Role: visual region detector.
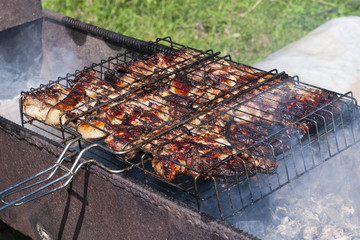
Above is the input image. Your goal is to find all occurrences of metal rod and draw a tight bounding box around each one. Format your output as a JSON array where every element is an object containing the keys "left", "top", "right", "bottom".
[{"left": 42, "top": 9, "right": 173, "bottom": 54}]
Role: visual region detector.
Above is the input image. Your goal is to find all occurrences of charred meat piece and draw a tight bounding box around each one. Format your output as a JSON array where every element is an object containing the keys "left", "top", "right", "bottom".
[
  {"left": 24, "top": 70, "right": 116, "bottom": 127},
  {"left": 23, "top": 83, "right": 70, "bottom": 122},
  {"left": 45, "top": 70, "right": 117, "bottom": 126}
]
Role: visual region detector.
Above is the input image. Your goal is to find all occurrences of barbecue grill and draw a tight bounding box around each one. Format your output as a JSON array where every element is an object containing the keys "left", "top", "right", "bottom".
[{"left": 1, "top": 1, "right": 360, "bottom": 239}]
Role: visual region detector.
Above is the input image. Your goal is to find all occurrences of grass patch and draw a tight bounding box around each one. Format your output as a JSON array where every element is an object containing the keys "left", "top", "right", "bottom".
[{"left": 42, "top": 0, "right": 360, "bottom": 64}]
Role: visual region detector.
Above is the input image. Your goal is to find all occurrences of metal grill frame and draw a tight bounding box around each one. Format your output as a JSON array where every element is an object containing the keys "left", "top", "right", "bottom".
[{"left": 16, "top": 37, "right": 360, "bottom": 220}]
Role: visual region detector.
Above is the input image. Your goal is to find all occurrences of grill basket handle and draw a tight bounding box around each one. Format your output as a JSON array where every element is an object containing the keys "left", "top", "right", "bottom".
[{"left": 0, "top": 139, "right": 97, "bottom": 211}]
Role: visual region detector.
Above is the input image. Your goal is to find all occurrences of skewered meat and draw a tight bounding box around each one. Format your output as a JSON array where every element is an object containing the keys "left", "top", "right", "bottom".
[{"left": 22, "top": 48, "right": 339, "bottom": 181}]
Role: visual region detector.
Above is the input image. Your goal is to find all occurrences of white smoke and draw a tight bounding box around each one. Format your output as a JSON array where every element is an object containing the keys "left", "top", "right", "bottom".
[
  {"left": 0, "top": 19, "right": 81, "bottom": 124},
  {"left": 227, "top": 121, "right": 360, "bottom": 239}
]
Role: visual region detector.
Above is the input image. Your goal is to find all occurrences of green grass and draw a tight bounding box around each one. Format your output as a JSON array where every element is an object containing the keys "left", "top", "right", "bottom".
[{"left": 43, "top": 0, "right": 360, "bottom": 64}]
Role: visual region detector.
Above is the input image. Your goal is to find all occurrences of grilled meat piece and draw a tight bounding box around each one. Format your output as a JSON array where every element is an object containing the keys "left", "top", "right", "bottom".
[
  {"left": 23, "top": 83, "right": 70, "bottom": 122},
  {"left": 45, "top": 70, "right": 116, "bottom": 126},
  {"left": 24, "top": 70, "right": 116, "bottom": 127}
]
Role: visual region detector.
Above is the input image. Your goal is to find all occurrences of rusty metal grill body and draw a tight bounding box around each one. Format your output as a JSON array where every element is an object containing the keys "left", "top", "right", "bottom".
[{"left": 13, "top": 37, "right": 360, "bottom": 222}]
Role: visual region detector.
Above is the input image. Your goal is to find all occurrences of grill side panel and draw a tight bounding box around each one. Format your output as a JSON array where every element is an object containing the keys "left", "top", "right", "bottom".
[{"left": 0, "top": 0, "right": 42, "bottom": 31}]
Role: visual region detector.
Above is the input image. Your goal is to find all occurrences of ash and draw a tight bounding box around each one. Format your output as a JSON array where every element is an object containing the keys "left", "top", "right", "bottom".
[{"left": 230, "top": 144, "right": 360, "bottom": 240}]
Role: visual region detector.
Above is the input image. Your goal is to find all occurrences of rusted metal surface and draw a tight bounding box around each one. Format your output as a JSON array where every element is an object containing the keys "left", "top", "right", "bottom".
[
  {"left": 0, "top": 116, "right": 256, "bottom": 240},
  {"left": 0, "top": 0, "right": 42, "bottom": 32},
  {"left": 40, "top": 15, "right": 126, "bottom": 80}
]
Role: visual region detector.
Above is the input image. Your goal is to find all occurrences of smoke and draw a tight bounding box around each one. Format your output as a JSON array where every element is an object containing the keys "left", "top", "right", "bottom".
[
  {"left": 0, "top": 19, "right": 81, "bottom": 124},
  {"left": 226, "top": 120, "right": 360, "bottom": 239}
]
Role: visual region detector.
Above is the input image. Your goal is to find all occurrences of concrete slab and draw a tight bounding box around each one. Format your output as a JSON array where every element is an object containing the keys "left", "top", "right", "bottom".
[{"left": 254, "top": 17, "right": 360, "bottom": 100}]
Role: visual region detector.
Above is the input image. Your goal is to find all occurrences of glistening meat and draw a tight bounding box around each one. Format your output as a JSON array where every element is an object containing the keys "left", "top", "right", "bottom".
[{"left": 23, "top": 48, "right": 339, "bottom": 181}]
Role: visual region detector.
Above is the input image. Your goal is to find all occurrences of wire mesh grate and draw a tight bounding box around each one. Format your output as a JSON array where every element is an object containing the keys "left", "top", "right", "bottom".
[{"left": 18, "top": 37, "right": 360, "bottom": 219}]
